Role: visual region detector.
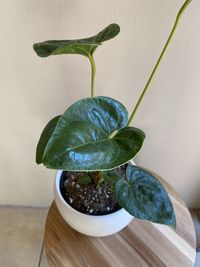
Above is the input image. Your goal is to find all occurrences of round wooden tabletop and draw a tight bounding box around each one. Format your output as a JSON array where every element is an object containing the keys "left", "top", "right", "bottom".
[{"left": 44, "top": 176, "right": 196, "bottom": 267}]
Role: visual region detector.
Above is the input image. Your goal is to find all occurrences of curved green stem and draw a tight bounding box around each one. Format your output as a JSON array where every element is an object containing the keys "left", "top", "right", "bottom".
[
  {"left": 89, "top": 54, "right": 96, "bottom": 97},
  {"left": 128, "top": 0, "right": 192, "bottom": 125}
]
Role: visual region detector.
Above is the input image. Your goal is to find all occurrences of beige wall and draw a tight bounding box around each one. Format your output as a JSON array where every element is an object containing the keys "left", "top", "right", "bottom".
[{"left": 0, "top": 0, "right": 200, "bottom": 207}]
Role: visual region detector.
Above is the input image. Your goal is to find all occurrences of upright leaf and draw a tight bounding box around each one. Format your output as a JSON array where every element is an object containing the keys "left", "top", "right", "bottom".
[
  {"left": 41, "top": 96, "right": 145, "bottom": 171},
  {"left": 115, "top": 165, "right": 176, "bottom": 226},
  {"left": 33, "top": 24, "right": 120, "bottom": 58},
  {"left": 54, "top": 96, "right": 128, "bottom": 135},
  {"left": 102, "top": 171, "right": 121, "bottom": 187},
  {"left": 77, "top": 174, "right": 92, "bottom": 185}
]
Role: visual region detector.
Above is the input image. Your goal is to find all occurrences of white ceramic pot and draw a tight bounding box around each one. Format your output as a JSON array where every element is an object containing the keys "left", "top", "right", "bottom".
[{"left": 54, "top": 162, "right": 134, "bottom": 237}]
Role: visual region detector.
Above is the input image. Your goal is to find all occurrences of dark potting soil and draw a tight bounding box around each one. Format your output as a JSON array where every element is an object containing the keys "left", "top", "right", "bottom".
[{"left": 60, "top": 164, "right": 127, "bottom": 216}]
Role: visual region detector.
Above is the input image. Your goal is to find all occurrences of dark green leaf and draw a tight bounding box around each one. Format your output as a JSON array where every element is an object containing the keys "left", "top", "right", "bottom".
[
  {"left": 33, "top": 23, "right": 120, "bottom": 57},
  {"left": 53, "top": 96, "right": 128, "bottom": 135},
  {"left": 36, "top": 116, "right": 61, "bottom": 164},
  {"left": 115, "top": 165, "right": 176, "bottom": 226},
  {"left": 41, "top": 96, "right": 145, "bottom": 171},
  {"left": 77, "top": 174, "right": 91, "bottom": 185},
  {"left": 102, "top": 171, "right": 121, "bottom": 187}
]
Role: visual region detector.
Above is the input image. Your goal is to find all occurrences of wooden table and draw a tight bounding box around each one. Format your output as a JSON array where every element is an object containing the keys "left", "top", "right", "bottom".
[{"left": 44, "top": 176, "right": 196, "bottom": 267}]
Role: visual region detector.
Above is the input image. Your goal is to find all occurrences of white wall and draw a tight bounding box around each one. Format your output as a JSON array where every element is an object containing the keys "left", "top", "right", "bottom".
[{"left": 0, "top": 0, "right": 200, "bottom": 207}]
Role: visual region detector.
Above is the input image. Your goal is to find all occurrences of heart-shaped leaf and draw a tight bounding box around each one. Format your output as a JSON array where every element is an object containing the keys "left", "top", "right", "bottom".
[
  {"left": 33, "top": 24, "right": 120, "bottom": 58},
  {"left": 39, "top": 96, "right": 145, "bottom": 171},
  {"left": 115, "top": 165, "right": 176, "bottom": 226},
  {"left": 36, "top": 115, "right": 61, "bottom": 164},
  {"left": 53, "top": 96, "right": 128, "bottom": 135}
]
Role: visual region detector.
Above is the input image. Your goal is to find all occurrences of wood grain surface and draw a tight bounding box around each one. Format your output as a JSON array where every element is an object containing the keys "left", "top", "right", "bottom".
[
  {"left": 44, "top": 174, "right": 196, "bottom": 267},
  {"left": 190, "top": 209, "right": 200, "bottom": 249}
]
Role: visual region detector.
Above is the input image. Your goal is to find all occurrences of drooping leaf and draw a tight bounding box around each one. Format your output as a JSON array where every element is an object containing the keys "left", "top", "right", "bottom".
[
  {"left": 41, "top": 96, "right": 145, "bottom": 171},
  {"left": 115, "top": 165, "right": 176, "bottom": 226},
  {"left": 77, "top": 174, "right": 91, "bottom": 185},
  {"left": 36, "top": 115, "right": 61, "bottom": 164},
  {"left": 33, "top": 23, "right": 120, "bottom": 58}
]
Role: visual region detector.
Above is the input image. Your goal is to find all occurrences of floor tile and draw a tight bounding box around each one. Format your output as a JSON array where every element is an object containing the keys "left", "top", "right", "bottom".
[
  {"left": 0, "top": 206, "right": 48, "bottom": 267},
  {"left": 39, "top": 246, "right": 49, "bottom": 267}
]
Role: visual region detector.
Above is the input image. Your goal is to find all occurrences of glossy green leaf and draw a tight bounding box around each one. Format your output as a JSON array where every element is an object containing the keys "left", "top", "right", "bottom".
[
  {"left": 41, "top": 96, "right": 145, "bottom": 171},
  {"left": 52, "top": 96, "right": 128, "bottom": 135},
  {"left": 77, "top": 174, "right": 91, "bottom": 185},
  {"left": 115, "top": 165, "right": 176, "bottom": 226},
  {"left": 33, "top": 23, "right": 120, "bottom": 58},
  {"left": 36, "top": 115, "right": 61, "bottom": 164}
]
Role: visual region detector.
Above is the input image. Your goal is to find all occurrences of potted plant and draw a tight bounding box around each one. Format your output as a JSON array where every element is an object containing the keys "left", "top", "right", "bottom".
[{"left": 33, "top": 0, "right": 192, "bottom": 236}]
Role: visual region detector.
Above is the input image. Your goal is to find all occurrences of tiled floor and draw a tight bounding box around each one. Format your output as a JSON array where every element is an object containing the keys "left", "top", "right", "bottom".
[
  {"left": 39, "top": 243, "right": 49, "bottom": 267},
  {"left": 0, "top": 206, "right": 199, "bottom": 267},
  {"left": 0, "top": 206, "right": 48, "bottom": 267}
]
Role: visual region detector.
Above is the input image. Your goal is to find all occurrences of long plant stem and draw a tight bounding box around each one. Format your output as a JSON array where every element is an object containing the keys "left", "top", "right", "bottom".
[
  {"left": 89, "top": 54, "right": 96, "bottom": 97},
  {"left": 128, "top": 0, "right": 192, "bottom": 126}
]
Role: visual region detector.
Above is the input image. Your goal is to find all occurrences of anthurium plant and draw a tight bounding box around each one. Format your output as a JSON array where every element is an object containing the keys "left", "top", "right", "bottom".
[{"left": 33, "top": 0, "right": 192, "bottom": 226}]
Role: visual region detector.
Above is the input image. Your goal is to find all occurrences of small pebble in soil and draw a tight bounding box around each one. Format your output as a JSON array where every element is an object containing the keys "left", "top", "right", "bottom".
[
  {"left": 89, "top": 209, "right": 93, "bottom": 214},
  {"left": 69, "top": 197, "right": 73, "bottom": 204},
  {"left": 60, "top": 164, "right": 127, "bottom": 215},
  {"left": 98, "top": 188, "right": 102, "bottom": 194}
]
